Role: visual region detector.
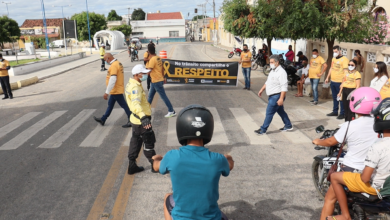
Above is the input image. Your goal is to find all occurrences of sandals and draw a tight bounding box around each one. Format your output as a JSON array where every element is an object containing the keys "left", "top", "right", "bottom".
[{"left": 326, "top": 216, "right": 337, "bottom": 220}]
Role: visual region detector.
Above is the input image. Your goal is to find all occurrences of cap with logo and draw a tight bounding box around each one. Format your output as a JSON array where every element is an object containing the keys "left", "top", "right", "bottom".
[{"left": 132, "top": 64, "right": 151, "bottom": 75}]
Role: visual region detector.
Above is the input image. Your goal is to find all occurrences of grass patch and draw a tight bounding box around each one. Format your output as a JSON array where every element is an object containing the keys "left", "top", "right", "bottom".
[{"left": 9, "top": 58, "right": 40, "bottom": 66}]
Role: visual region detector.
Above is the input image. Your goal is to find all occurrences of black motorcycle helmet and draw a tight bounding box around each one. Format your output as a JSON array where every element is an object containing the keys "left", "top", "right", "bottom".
[
  {"left": 372, "top": 98, "right": 390, "bottom": 133},
  {"left": 176, "top": 104, "right": 214, "bottom": 146}
]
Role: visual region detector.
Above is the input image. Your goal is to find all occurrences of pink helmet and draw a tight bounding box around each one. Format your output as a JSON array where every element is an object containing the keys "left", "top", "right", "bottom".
[{"left": 348, "top": 87, "right": 382, "bottom": 114}]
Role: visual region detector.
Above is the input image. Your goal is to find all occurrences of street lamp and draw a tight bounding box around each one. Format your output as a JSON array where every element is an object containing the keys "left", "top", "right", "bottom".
[
  {"left": 52, "top": 5, "right": 71, "bottom": 19},
  {"left": 2, "top": 2, "right": 11, "bottom": 17},
  {"left": 40, "top": 0, "right": 51, "bottom": 59}
]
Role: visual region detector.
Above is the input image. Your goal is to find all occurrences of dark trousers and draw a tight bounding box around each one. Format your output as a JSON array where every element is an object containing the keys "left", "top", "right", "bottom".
[
  {"left": 342, "top": 87, "right": 355, "bottom": 122},
  {"left": 147, "top": 75, "right": 151, "bottom": 90},
  {"left": 101, "top": 94, "right": 131, "bottom": 122},
  {"left": 101, "top": 58, "right": 105, "bottom": 69},
  {"left": 330, "top": 81, "right": 344, "bottom": 115},
  {"left": 128, "top": 123, "right": 156, "bottom": 162},
  {"left": 0, "top": 76, "right": 13, "bottom": 98}
]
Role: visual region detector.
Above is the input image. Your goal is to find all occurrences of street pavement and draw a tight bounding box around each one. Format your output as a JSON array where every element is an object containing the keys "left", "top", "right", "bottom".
[{"left": 0, "top": 42, "right": 341, "bottom": 220}]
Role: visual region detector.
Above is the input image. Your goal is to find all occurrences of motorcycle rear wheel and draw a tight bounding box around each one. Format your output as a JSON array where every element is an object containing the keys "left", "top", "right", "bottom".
[
  {"left": 235, "top": 52, "right": 241, "bottom": 57},
  {"left": 251, "top": 61, "right": 258, "bottom": 70},
  {"left": 263, "top": 64, "right": 270, "bottom": 76},
  {"left": 312, "top": 159, "right": 329, "bottom": 199},
  {"left": 228, "top": 53, "right": 233, "bottom": 58}
]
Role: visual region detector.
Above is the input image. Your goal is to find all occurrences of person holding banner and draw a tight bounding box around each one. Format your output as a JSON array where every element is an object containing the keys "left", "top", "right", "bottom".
[
  {"left": 239, "top": 44, "right": 252, "bottom": 90},
  {"left": 146, "top": 44, "right": 177, "bottom": 118},
  {"left": 255, "top": 55, "right": 293, "bottom": 135}
]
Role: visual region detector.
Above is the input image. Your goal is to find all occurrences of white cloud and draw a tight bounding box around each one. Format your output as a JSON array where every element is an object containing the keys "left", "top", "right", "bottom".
[{"left": 1, "top": 0, "right": 224, "bottom": 26}]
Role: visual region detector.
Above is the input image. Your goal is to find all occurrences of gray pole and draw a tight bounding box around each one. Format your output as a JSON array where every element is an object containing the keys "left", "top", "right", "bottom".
[
  {"left": 63, "top": 19, "right": 67, "bottom": 55},
  {"left": 127, "top": 8, "right": 130, "bottom": 25}
]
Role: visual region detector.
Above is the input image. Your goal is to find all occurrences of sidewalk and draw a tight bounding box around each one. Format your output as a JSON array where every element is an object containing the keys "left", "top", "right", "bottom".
[{"left": 8, "top": 50, "right": 126, "bottom": 84}]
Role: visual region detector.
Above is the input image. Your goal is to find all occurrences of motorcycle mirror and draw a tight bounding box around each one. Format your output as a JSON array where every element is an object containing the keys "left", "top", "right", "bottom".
[{"left": 315, "top": 125, "right": 325, "bottom": 133}]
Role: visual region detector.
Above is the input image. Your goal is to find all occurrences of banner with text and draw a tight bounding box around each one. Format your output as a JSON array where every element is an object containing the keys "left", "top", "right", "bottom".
[{"left": 162, "top": 59, "right": 238, "bottom": 86}]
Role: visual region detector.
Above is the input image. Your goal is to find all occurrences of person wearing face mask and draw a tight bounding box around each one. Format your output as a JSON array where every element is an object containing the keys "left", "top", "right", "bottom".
[
  {"left": 337, "top": 59, "right": 361, "bottom": 121},
  {"left": 93, "top": 53, "right": 132, "bottom": 128},
  {"left": 295, "top": 59, "right": 310, "bottom": 97},
  {"left": 353, "top": 50, "right": 365, "bottom": 73},
  {"left": 125, "top": 64, "right": 157, "bottom": 174},
  {"left": 308, "top": 49, "right": 327, "bottom": 105},
  {"left": 370, "top": 61, "right": 389, "bottom": 93},
  {"left": 255, "top": 55, "right": 292, "bottom": 135},
  {"left": 239, "top": 44, "right": 252, "bottom": 90},
  {"left": 325, "top": 45, "right": 349, "bottom": 119}
]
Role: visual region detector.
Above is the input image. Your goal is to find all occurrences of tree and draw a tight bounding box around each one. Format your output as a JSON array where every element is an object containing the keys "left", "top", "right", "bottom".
[
  {"left": 0, "top": 16, "right": 20, "bottom": 48},
  {"left": 71, "top": 12, "right": 107, "bottom": 41},
  {"left": 131, "top": 8, "right": 145, "bottom": 21},
  {"left": 111, "top": 24, "right": 132, "bottom": 37},
  {"left": 192, "top": 15, "right": 209, "bottom": 21},
  {"left": 107, "top": 10, "right": 123, "bottom": 21}
]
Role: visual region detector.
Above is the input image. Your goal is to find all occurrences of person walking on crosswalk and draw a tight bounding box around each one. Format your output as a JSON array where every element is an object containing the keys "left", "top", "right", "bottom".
[
  {"left": 125, "top": 64, "right": 157, "bottom": 174},
  {"left": 255, "top": 55, "right": 293, "bottom": 135},
  {"left": 100, "top": 44, "right": 107, "bottom": 72},
  {"left": 93, "top": 53, "right": 132, "bottom": 128},
  {"left": 0, "top": 54, "right": 13, "bottom": 100}
]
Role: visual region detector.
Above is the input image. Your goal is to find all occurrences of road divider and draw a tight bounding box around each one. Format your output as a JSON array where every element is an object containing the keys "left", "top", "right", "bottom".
[{"left": 0, "top": 76, "right": 39, "bottom": 95}]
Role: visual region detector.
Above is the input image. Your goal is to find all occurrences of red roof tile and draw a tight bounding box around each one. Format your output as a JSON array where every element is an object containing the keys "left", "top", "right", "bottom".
[
  {"left": 21, "top": 18, "right": 65, "bottom": 28},
  {"left": 147, "top": 12, "right": 182, "bottom": 20}
]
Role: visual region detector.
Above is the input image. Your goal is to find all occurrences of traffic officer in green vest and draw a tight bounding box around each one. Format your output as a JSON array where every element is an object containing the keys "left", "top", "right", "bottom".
[
  {"left": 125, "top": 64, "right": 157, "bottom": 175},
  {"left": 100, "top": 44, "right": 107, "bottom": 71}
]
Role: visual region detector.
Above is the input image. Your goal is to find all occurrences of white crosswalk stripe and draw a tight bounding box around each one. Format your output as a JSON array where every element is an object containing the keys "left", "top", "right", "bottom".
[
  {"left": 80, "top": 109, "right": 124, "bottom": 147},
  {"left": 0, "top": 111, "right": 67, "bottom": 150},
  {"left": 38, "top": 109, "right": 96, "bottom": 149},
  {"left": 0, "top": 112, "right": 41, "bottom": 139},
  {"left": 207, "top": 107, "right": 229, "bottom": 145},
  {"left": 166, "top": 108, "right": 182, "bottom": 147},
  {"left": 229, "top": 108, "right": 272, "bottom": 145}
]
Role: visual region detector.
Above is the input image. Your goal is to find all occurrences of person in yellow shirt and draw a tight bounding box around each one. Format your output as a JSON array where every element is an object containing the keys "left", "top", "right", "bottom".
[
  {"left": 0, "top": 54, "right": 13, "bottom": 99},
  {"left": 100, "top": 44, "right": 107, "bottom": 72},
  {"left": 239, "top": 44, "right": 252, "bottom": 90},
  {"left": 338, "top": 59, "right": 361, "bottom": 122},
  {"left": 144, "top": 43, "right": 154, "bottom": 90},
  {"left": 308, "top": 49, "right": 327, "bottom": 105},
  {"left": 380, "top": 79, "right": 390, "bottom": 100},
  {"left": 146, "top": 44, "right": 177, "bottom": 118},
  {"left": 325, "top": 45, "right": 349, "bottom": 119},
  {"left": 125, "top": 64, "right": 157, "bottom": 175},
  {"left": 93, "top": 53, "right": 132, "bottom": 128}
]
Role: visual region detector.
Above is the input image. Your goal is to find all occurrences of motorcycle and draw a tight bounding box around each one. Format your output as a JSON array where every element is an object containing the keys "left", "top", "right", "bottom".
[
  {"left": 228, "top": 47, "right": 242, "bottom": 58},
  {"left": 252, "top": 45, "right": 257, "bottom": 59},
  {"left": 251, "top": 49, "right": 271, "bottom": 76},
  {"left": 130, "top": 48, "right": 136, "bottom": 62},
  {"left": 276, "top": 53, "right": 300, "bottom": 87},
  {"left": 312, "top": 125, "right": 344, "bottom": 198}
]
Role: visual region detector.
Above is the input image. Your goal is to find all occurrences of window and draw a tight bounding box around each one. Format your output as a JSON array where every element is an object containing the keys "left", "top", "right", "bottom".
[
  {"left": 169, "top": 31, "right": 179, "bottom": 37},
  {"left": 132, "top": 32, "right": 143, "bottom": 37},
  {"left": 367, "top": 52, "right": 377, "bottom": 63},
  {"left": 341, "top": 48, "right": 347, "bottom": 57},
  {"left": 320, "top": 45, "right": 325, "bottom": 53},
  {"left": 384, "top": 54, "right": 390, "bottom": 65}
]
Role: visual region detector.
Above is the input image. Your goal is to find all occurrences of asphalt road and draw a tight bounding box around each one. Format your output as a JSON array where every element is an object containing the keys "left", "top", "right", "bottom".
[{"left": 0, "top": 42, "right": 338, "bottom": 220}]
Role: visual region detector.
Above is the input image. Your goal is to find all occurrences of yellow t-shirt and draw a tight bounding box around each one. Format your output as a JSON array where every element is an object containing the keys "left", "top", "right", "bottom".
[
  {"left": 330, "top": 56, "right": 349, "bottom": 83},
  {"left": 0, "top": 59, "right": 10, "bottom": 77},
  {"left": 342, "top": 70, "right": 361, "bottom": 88},
  {"left": 380, "top": 79, "right": 390, "bottom": 99},
  {"left": 146, "top": 56, "right": 164, "bottom": 83},
  {"left": 240, "top": 51, "right": 252, "bottom": 68},
  {"left": 143, "top": 51, "right": 150, "bottom": 64},
  {"left": 308, "top": 56, "right": 326, "bottom": 79},
  {"left": 106, "top": 60, "right": 124, "bottom": 94}
]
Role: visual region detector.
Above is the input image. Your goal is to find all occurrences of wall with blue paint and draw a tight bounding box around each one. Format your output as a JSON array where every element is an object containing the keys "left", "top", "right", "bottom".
[{"left": 140, "top": 38, "right": 186, "bottom": 44}]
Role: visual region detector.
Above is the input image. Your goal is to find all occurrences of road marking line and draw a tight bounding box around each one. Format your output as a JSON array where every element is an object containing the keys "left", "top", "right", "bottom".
[
  {"left": 110, "top": 165, "right": 135, "bottom": 220},
  {"left": 0, "top": 112, "right": 42, "bottom": 139},
  {"left": 229, "top": 108, "right": 271, "bottom": 145},
  {"left": 38, "top": 109, "right": 96, "bottom": 149},
  {"left": 0, "top": 111, "right": 66, "bottom": 150},
  {"left": 167, "top": 108, "right": 182, "bottom": 146},
  {"left": 257, "top": 107, "right": 312, "bottom": 144},
  {"left": 167, "top": 45, "right": 176, "bottom": 59},
  {"left": 207, "top": 107, "right": 229, "bottom": 145},
  {"left": 80, "top": 109, "right": 124, "bottom": 147}
]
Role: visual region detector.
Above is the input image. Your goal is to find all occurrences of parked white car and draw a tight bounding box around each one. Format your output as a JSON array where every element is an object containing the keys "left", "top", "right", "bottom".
[{"left": 52, "top": 40, "right": 65, "bottom": 48}]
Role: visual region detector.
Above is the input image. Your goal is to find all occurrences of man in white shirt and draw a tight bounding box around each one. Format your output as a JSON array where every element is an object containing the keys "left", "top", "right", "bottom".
[{"left": 255, "top": 55, "right": 293, "bottom": 135}]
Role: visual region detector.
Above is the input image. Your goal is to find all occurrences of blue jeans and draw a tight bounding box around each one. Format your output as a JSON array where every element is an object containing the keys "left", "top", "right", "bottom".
[
  {"left": 148, "top": 81, "right": 174, "bottom": 112},
  {"left": 260, "top": 94, "right": 292, "bottom": 132},
  {"left": 330, "top": 81, "right": 344, "bottom": 115},
  {"left": 310, "top": 78, "right": 320, "bottom": 102},
  {"left": 102, "top": 94, "right": 132, "bottom": 122},
  {"left": 242, "top": 67, "right": 251, "bottom": 88}
]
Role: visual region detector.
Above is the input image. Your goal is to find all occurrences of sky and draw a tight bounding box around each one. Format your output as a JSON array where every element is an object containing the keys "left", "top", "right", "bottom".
[{"left": 1, "top": 0, "right": 224, "bottom": 26}]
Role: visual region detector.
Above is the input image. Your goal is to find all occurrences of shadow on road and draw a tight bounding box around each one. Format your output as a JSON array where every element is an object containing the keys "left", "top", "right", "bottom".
[{"left": 14, "top": 90, "right": 62, "bottom": 98}]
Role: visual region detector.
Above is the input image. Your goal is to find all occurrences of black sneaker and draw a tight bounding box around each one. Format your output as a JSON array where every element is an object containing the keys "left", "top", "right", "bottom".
[
  {"left": 93, "top": 116, "right": 105, "bottom": 126},
  {"left": 312, "top": 101, "right": 318, "bottom": 105},
  {"left": 279, "top": 127, "right": 293, "bottom": 132},
  {"left": 326, "top": 112, "right": 338, "bottom": 117},
  {"left": 254, "top": 129, "right": 266, "bottom": 135},
  {"left": 309, "top": 100, "right": 315, "bottom": 103},
  {"left": 337, "top": 114, "right": 345, "bottom": 120},
  {"left": 122, "top": 122, "right": 132, "bottom": 128},
  {"left": 2, "top": 96, "right": 9, "bottom": 100}
]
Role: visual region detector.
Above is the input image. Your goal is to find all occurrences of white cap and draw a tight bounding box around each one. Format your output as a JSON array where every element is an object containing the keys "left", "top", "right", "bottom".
[
  {"left": 132, "top": 64, "right": 151, "bottom": 75},
  {"left": 101, "top": 43, "right": 105, "bottom": 46}
]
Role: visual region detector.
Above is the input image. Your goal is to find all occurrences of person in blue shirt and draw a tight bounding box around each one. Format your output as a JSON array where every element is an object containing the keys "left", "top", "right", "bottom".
[{"left": 152, "top": 104, "right": 234, "bottom": 220}]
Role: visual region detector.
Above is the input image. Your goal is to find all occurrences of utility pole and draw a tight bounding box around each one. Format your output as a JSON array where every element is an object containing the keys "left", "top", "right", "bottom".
[
  {"left": 127, "top": 7, "right": 130, "bottom": 25},
  {"left": 213, "top": 0, "right": 216, "bottom": 45},
  {"left": 2, "top": 2, "right": 11, "bottom": 17}
]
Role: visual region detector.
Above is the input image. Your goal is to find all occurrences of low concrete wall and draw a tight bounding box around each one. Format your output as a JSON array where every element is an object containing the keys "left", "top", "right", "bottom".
[
  {"left": 4, "top": 54, "right": 41, "bottom": 61},
  {"left": 8, "top": 52, "right": 86, "bottom": 76},
  {"left": 0, "top": 76, "right": 38, "bottom": 95}
]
